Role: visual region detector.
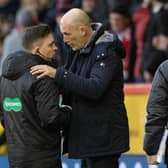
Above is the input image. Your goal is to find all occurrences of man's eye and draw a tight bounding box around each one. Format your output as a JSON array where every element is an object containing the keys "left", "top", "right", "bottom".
[{"left": 49, "top": 42, "right": 55, "bottom": 47}]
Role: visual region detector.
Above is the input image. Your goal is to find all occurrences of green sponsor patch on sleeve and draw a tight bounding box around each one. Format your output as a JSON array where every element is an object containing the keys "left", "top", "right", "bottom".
[{"left": 3, "top": 97, "right": 22, "bottom": 112}]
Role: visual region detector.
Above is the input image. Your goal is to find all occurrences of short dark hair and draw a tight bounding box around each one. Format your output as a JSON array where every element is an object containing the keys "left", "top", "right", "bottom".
[{"left": 22, "top": 24, "right": 52, "bottom": 50}]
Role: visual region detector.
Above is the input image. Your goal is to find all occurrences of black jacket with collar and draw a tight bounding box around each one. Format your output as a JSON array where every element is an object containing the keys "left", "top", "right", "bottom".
[
  {"left": 144, "top": 60, "right": 168, "bottom": 157},
  {"left": 0, "top": 51, "right": 70, "bottom": 167},
  {"left": 55, "top": 23, "right": 129, "bottom": 158}
]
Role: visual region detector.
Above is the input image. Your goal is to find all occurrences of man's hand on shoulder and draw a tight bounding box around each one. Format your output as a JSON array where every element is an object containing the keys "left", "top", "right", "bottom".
[{"left": 30, "top": 65, "right": 56, "bottom": 79}]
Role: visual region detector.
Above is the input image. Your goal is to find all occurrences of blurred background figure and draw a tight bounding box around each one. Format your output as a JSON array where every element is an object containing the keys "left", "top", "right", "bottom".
[
  {"left": 21, "top": 0, "right": 56, "bottom": 30},
  {"left": 107, "top": 0, "right": 130, "bottom": 12},
  {"left": 37, "top": 0, "right": 56, "bottom": 31},
  {"left": 109, "top": 7, "right": 136, "bottom": 82},
  {"left": 0, "top": 8, "right": 38, "bottom": 75},
  {"left": 81, "top": 0, "right": 97, "bottom": 18},
  {"left": 71, "top": 0, "right": 109, "bottom": 27},
  {"left": 153, "top": 34, "right": 168, "bottom": 50},
  {"left": 0, "top": 0, "right": 19, "bottom": 16},
  {"left": 54, "top": 0, "right": 72, "bottom": 66},
  {"left": 141, "top": 0, "right": 168, "bottom": 83},
  {"left": 0, "top": 15, "right": 13, "bottom": 38},
  {"left": 132, "top": 0, "right": 151, "bottom": 82},
  {"left": 81, "top": 0, "right": 108, "bottom": 28}
]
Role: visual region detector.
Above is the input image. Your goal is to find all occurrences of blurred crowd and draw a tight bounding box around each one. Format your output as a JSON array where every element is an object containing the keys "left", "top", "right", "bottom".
[{"left": 1, "top": 0, "right": 168, "bottom": 83}]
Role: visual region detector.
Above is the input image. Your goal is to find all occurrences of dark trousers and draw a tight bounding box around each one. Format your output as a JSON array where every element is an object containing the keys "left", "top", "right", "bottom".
[
  {"left": 81, "top": 155, "right": 120, "bottom": 168},
  {"left": 10, "top": 158, "right": 62, "bottom": 168}
]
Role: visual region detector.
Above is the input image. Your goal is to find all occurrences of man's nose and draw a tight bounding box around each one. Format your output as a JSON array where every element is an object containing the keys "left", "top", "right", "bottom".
[{"left": 53, "top": 44, "right": 58, "bottom": 51}]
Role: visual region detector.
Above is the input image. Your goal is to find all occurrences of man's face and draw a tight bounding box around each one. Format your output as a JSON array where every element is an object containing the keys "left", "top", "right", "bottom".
[
  {"left": 109, "top": 13, "right": 129, "bottom": 33},
  {"left": 60, "top": 22, "right": 85, "bottom": 51},
  {"left": 38, "top": 33, "right": 57, "bottom": 61},
  {"left": 82, "top": 0, "right": 96, "bottom": 13}
]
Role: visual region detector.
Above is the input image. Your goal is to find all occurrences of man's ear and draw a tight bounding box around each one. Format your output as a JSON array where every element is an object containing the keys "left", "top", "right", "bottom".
[
  {"left": 80, "top": 26, "right": 87, "bottom": 36},
  {"left": 32, "top": 46, "right": 40, "bottom": 55}
]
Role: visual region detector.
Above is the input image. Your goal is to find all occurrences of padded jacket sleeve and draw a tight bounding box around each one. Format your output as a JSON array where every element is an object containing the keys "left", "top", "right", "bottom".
[{"left": 144, "top": 61, "right": 168, "bottom": 155}]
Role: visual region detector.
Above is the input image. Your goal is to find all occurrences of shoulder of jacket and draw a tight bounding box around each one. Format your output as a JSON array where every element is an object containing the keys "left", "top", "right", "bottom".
[
  {"left": 155, "top": 60, "right": 168, "bottom": 81},
  {"left": 159, "top": 60, "right": 168, "bottom": 72},
  {"left": 95, "top": 31, "right": 116, "bottom": 45}
]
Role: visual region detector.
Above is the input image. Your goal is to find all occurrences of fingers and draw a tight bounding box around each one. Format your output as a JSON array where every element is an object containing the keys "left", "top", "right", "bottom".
[
  {"left": 30, "top": 65, "right": 56, "bottom": 79},
  {"left": 30, "top": 65, "right": 47, "bottom": 73},
  {"left": 36, "top": 72, "right": 47, "bottom": 79},
  {"left": 147, "top": 155, "right": 157, "bottom": 164},
  {"left": 63, "top": 153, "right": 69, "bottom": 157},
  {"left": 30, "top": 65, "right": 48, "bottom": 79},
  {"left": 30, "top": 69, "right": 45, "bottom": 75}
]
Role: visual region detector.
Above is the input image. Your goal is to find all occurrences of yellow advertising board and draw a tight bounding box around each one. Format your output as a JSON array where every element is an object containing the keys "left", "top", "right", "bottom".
[
  {"left": 0, "top": 123, "right": 7, "bottom": 154},
  {"left": 124, "top": 84, "right": 151, "bottom": 154}
]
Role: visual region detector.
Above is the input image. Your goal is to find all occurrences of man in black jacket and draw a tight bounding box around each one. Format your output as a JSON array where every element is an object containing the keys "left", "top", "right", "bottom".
[
  {"left": 141, "top": 0, "right": 168, "bottom": 82},
  {"left": 0, "top": 24, "right": 71, "bottom": 168},
  {"left": 144, "top": 32, "right": 168, "bottom": 166},
  {"left": 144, "top": 59, "right": 168, "bottom": 166},
  {"left": 31, "top": 9, "right": 129, "bottom": 168}
]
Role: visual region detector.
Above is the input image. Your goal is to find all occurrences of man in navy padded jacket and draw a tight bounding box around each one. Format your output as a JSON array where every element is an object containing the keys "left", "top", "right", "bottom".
[{"left": 31, "top": 9, "right": 129, "bottom": 168}]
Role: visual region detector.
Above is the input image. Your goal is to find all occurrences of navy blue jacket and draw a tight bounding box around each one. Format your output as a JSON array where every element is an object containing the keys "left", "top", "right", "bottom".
[{"left": 55, "top": 23, "right": 129, "bottom": 158}]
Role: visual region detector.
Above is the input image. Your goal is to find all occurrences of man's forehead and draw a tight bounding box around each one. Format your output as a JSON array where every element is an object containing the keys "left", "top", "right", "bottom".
[
  {"left": 41, "top": 33, "right": 54, "bottom": 43},
  {"left": 60, "top": 21, "right": 73, "bottom": 32}
]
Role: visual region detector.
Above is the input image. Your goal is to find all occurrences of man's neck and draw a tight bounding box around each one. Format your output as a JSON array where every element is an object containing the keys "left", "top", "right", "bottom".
[{"left": 84, "top": 30, "right": 94, "bottom": 48}]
